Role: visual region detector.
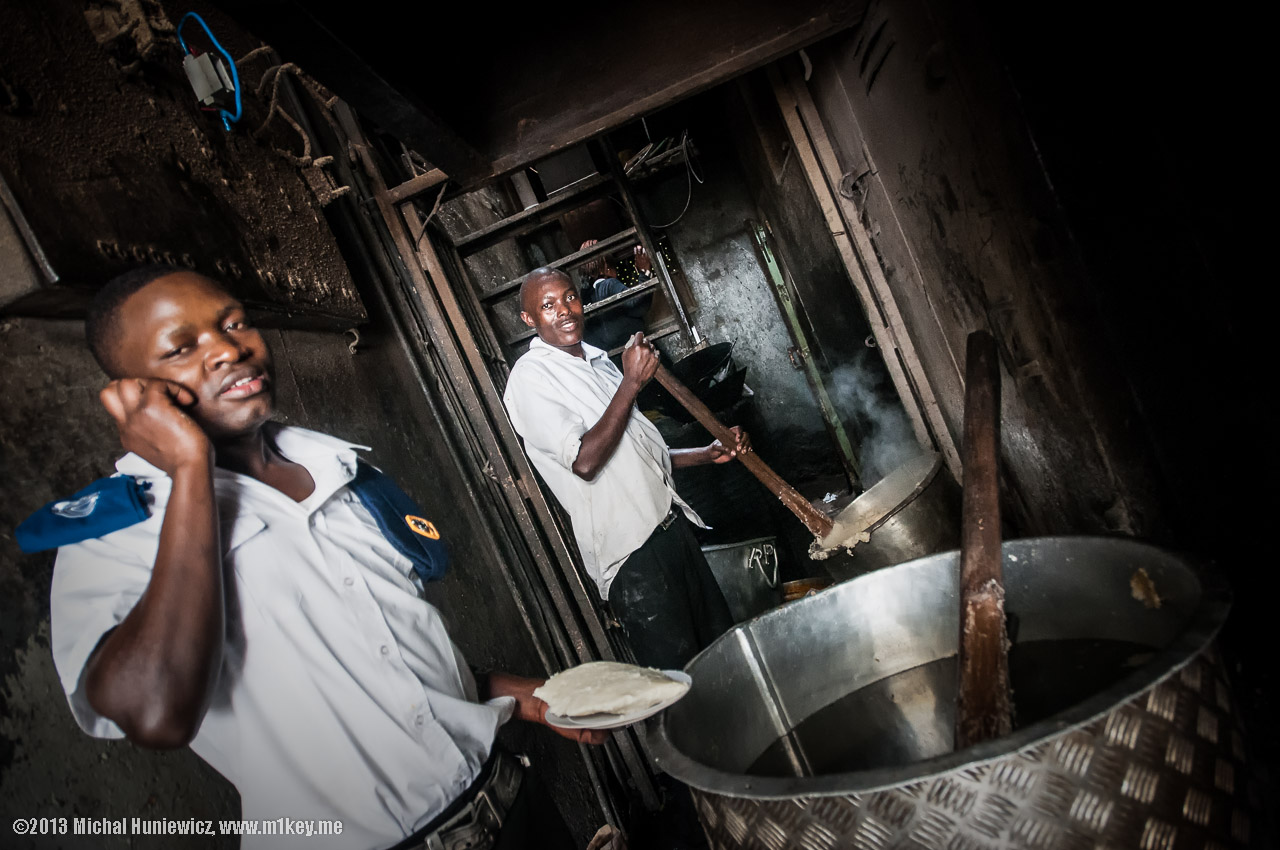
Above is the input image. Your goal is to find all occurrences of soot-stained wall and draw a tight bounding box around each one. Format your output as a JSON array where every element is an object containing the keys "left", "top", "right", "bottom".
[
  {"left": 636, "top": 102, "right": 833, "bottom": 474},
  {"left": 0, "top": 0, "right": 363, "bottom": 324}
]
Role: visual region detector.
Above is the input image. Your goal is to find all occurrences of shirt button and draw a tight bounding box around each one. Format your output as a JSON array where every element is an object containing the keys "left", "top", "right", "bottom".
[
  {"left": 344, "top": 577, "right": 355, "bottom": 587},
  {"left": 414, "top": 715, "right": 425, "bottom": 727},
  {"left": 380, "top": 645, "right": 390, "bottom": 656}
]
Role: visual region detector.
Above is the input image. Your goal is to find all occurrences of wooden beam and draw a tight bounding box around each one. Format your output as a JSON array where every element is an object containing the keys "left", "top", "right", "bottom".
[
  {"left": 772, "top": 63, "right": 961, "bottom": 475},
  {"left": 400, "top": 203, "right": 510, "bottom": 374},
  {"left": 385, "top": 169, "right": 448, "bottom": 206},
  {"left": 454, "top": 173, "right": 613, "bottom": 257},
  {"left": 476, "top": 1, "right": 864, "bottom": 175},
  {"left": 504, "top": 278, "right": 661, "bottom": 344},
  {"left": 602, "top": 138, "right": 695, "bottom": 345}
]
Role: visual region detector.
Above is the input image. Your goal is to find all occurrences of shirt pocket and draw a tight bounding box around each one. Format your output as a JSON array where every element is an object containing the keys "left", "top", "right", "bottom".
[
  {"left": 222, "top": 515, "right": 266, "bottom": 554},
  {"left": 224, "top": 515, "right": 305, "bottom": 609}
]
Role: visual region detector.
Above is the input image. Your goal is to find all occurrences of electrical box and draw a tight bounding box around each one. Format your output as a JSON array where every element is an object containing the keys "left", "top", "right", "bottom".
[{"left": 182, "top": 52, "right": 235, "bottom": 109}]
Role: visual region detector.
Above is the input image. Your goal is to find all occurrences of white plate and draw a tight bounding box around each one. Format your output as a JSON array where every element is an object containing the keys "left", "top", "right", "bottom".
[{"left": 544, "top": 670, "right": 691, "bottom": 730}]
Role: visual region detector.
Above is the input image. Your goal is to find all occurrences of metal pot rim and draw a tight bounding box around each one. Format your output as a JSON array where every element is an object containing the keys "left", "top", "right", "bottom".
[
  {"left": 700, "top": 536, "right": 778, "bottom": 552},
  {"left": 648, "top": 536, "right": 1232, "bottom": 800},
  {"left": 814, "top": 451, "right": 944, "bottom": 553},
  {"left": 861, "top": 450, "right": 943, "bottom": 535}
]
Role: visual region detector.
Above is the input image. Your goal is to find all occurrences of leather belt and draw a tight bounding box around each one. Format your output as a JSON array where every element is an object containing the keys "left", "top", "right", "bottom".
[{"left": 394, "top": 749, "right": 525, "bottom": 850}]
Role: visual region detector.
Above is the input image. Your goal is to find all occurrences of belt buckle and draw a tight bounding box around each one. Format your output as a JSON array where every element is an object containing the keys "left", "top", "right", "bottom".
[
  {"left": 473, "top": 789, "right": 503, "bottom": 830},
  {"left": 431, "top": 752, "right": 523, "bottom": 850},
  {"left": 434, "top": 797, "right": 497, "bottom": 850},
  {"left": 659, "top": 507, "right": 678, "bottom": 531}
]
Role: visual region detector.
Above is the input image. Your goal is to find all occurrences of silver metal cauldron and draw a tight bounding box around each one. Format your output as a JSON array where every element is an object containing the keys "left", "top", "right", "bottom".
[{"left": 650, "top": 538, "right": 1255, "bottom": 849}]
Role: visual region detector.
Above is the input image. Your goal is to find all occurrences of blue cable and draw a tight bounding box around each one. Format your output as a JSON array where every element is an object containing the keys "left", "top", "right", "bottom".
[{"left": 176, "top": 11, "right": 242, "bottom": 132}]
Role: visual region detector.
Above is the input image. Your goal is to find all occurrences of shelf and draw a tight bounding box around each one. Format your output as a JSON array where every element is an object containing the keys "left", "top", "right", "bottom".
[
  {"left": 480, "top": 227, "right": 638, "bottom": 302},
  {"left": 384, "top": 168, "right": 448, "bottom": 205},
  {"left": 452, "top": 172, "right": 613, "bottom": 257},
  {"left": 606, "top": 319, "right": 680, "bottom": 356}
]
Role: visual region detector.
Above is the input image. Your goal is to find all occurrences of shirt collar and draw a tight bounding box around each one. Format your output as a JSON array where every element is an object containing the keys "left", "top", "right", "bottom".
[
  {"left": 115, "top": 424, "right": 371, "bottom": 486},
  {"left": 529, "top": 334, "right": 608, "bottom": 364}
]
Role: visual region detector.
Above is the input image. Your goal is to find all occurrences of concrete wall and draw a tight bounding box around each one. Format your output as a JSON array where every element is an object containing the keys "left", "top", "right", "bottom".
[
  {"left": 792, "top": 0, "right": 1273, "bottom": 824},
  {"left": 639, "top": 104, "right": 833, "bottom": 472},
  {"left": 725, "top": 73, "right": 923, "bottom": 489}
]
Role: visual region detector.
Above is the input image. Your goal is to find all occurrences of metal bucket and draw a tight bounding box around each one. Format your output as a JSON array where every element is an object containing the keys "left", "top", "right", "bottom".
[
  {"left": 650, "top": 538, "right": 1256, "bottom": 848},
  {"left": 813, "top": 452, "right": 960, "bottom": 580},
  {"left": 702, "top": 537, "right": 782, "bottom": 623}
]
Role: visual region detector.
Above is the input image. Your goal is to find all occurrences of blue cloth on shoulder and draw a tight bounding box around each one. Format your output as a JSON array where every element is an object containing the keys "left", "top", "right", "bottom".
[
  {"left": 16, "top": 475, "right": 151, "bottom": 554},
  {"left": 348, "top": 460, "right": 450, "bottom": 585},
  {"left": 16, "top": 461, "right": 449, "bottom": 586}
]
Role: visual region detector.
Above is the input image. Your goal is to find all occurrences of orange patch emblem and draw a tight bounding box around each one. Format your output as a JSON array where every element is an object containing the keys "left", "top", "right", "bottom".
[{"left": 405, "top": 515, "right": 440, "bottom": 540}]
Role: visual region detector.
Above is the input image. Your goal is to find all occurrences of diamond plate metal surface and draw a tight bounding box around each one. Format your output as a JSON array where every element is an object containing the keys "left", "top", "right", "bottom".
[{"left": 689, "top": 646, "right": 1261, "bottom": 849}]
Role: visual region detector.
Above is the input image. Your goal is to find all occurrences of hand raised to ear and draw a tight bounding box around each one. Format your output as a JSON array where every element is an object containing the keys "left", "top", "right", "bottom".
[{"left": 100, "top": 378, "right": 212, "bottom": 475}]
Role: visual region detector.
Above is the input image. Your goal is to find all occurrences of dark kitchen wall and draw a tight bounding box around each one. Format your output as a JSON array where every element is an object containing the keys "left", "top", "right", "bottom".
[
  {"left": 0, "top": 0, "right": 364, "bottom": 324},
  {"left": 801, "top": 0, "right": 1172, "bottom": 542},
  {"left": 1, "top": 0, "right": 599, "bottom": 843},
  {"left": 633, "top": 102, "right": 833, "bottom": 470}
]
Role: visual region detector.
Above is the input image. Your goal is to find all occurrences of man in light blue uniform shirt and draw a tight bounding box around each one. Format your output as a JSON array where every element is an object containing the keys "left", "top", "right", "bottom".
[{"left": 44, "top": 265, "right": 603, "bottom": 850}]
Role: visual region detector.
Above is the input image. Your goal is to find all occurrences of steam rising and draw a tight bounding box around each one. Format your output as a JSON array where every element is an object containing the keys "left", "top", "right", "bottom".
[{"left": 831, "top": 351, "right": 923, "bottom": 488}]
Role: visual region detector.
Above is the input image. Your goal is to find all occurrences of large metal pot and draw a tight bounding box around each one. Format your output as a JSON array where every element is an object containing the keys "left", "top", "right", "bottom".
[{"left": 650, "top": 538, "right": 1257, "bottom": 848}]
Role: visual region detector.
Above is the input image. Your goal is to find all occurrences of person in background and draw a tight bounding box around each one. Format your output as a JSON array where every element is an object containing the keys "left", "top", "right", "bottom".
[{"left": 577, "top": 241, "right": 655, "bottom": 354}]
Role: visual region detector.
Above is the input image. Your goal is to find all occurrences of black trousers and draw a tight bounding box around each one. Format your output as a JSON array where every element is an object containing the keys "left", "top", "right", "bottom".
[
  {"left": 608, "top": 513, "right": 735, "bottom": 670},
  {"left": 493, "top": 765, "right": 574, "bottom": 850}
]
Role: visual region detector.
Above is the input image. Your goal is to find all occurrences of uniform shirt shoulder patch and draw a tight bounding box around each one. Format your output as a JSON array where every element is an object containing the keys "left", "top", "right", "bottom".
[{"left": 404, "top": 515, "right": 439, "bottom": 540}]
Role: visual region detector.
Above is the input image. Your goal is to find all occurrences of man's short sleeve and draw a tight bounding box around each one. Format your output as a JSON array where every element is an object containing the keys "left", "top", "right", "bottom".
[
  {"left": 49, "top": 535, "right": 153, "bottom": 739},
  {"left": 503, "top": 363, "right": 588, "bottom": 470}
]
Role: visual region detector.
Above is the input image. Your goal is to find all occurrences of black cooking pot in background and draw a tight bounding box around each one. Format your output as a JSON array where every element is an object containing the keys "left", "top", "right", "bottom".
[
  {"left": 670, "top": 342, "right": 734, "bottom": 390},
  {"left": 637, "top": 341, "right": 745, "bottom": 423}
]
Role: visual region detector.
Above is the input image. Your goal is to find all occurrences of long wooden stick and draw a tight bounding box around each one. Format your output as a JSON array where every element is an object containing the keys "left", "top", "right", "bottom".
[
  {"left": 955, "top": 331, "right": 1013, "bottom": 748},
  {"left": 653, "top": 365, "right": 835, "bottom": 539}
]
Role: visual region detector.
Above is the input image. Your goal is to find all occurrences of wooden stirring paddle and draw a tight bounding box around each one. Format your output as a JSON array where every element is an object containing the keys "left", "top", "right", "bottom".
[{"left": 954, "top": 330, "right": 1014, "bottom": 748}]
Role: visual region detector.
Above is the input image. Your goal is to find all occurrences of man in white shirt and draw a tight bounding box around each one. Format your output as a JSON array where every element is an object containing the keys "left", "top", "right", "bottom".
[
  {"left": 47, "top": 265, "right": 603, "bottom": 850},
  {"left": 503, "top": 268, "right": 746, "bottom": 670}
]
